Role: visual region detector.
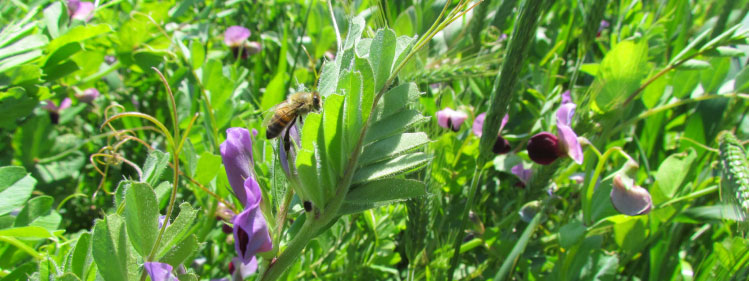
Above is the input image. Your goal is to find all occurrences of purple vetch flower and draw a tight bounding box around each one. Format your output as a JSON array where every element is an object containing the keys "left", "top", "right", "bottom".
[
  {"left": 76, "top": 88, "right": 100, "bottom": 103},
  {"left": 220, "top": 127, "right": 258, "bottom": 207},
  {"left": 144, "top": 262, "right": 179, "bottom": 281},
  {"left": 245, "top": 41, "right": 262, "bottom": 55},
  {"left": 43, "top": 98, "right": 72, "bottom": 124},
  {"left": 569, "top": 172, "right": 585, "bottom": 184},
  {"left": 527, "top": 94, "right": 583, "bottom": 165},
  {"left": 436, "top": 107, "right": 468, "bottom": 132},
  {"left": 231, "top": 257, "right": 258, "bottom": 279},
  {"left": 598, "top": 20, "right": 610, "bottom": 37},
  {"left": 232, "top": 175, "right": 272, "bottom": 264},
  {"left": 610, "top": 174, "right": 653, "bottom": 216},
  {"left": 472, "top": 113, "right": 511, "bottom": 154},
  {"left": 511, "top": 164, "right": 532, "bottom": 187},
  {"left": 224, "top": 26, "right": 251, "bottom": 47},
  {"left": 67, "top": 0, "right": 95, "bottom": 22},
  {"left": 157, "top": 215, "right": 170, "bottom": 229}
]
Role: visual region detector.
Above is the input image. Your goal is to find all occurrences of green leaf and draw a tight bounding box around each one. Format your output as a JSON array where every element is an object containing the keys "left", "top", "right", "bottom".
[
  {"left": 0, "top": 263, "right": 35, "bottom": 281},
  {"left": 0, "top": 34, "right": 48, "bottom": 61},
  {"left": 353, "top": 152, "right": 430, "bottom": 184},
  {"left": 610, "top": 215, "right": 647, "bottom": 252},
  {"left": 591, "top": 40, "right": 649, "bottom": 113},
  {"left": 0, "top": 87, "right": 37, "bottom": 129},
  {"left": 296, "top": 113, "right": 326, "bottom": 208},
  {"left": 0, "top": 64, "right": 43, "bottom": 87},
  {"left": 558, "top": 220, "right": 586, "bottom": 248},
  {"left": 700, "top": 57, "right": 730, "bottom": 93},
  {"left": 92, "top": 215, "right": 131, "bottom": 281},
  {"left": 365, "top": 109, "right": 429, "bottom": 144},
  {"left": 371, "top": 83, "right": 420, "bottom": 122},
  {"left": 346, "top": 178, "right": 426, "bottom": 203},
  {"left": 735, "top": 66, "right": 749, "bottom": 93},
  {"left": 344, "top": 16, "right": 365, "bottom": 50},
  {"left": 44, "top": 42, "right": 82, "bottom": 68},
  {"left": 194, "top": 152, "right": 221, "bottom": 185},
  {"left": 46, "top": 24, "right": 111, "bottom": 54},
  {"left": 158, "top": 234, "right": 199, "bottom": 267},
  {"left": 42, "top": 59, "right": 80, "bottom": 81},
  {"left": 0, "top": 49, "right": 43, "bottom": 73},
  {"left": 368, "top": 29, "right": 397, "bottom": 92},
  {"left": 652, "top": 150, "right": 697, "bottom": 204},
  {"left": 14, "top": 196, "right": 60, "bottom": 231},
  {"left": 124, "top": 182, "right": 159, "bottom": 257},
  {"left": 0, "top": 226, "right": 53, "bottom": 238},
  {"left": 322, "top": 94, "right": 345, "bottom": 175},
  {"left": 43, "top": 2, "right": 64, "bottom": 38},
  {"left": 189, "top": 40, "right": 205, "bottom": 69},
  {"left": 318, "top": 59, "right": 340, "bottom": 97},
  {"left": 0, "top": 166, "right": 35, "bottom": 216},
  {"left": 704, "top": 46, "right": 745, "bottom": 57},
  {"left": 676, "top": 59, "right": 711, "bottom": 70},
  {"left": 359, "top": 132, "right": 430, "bottom": 166},
  {"left": 141, "top": 150, "right": 170, "bottom": 187},
  {"left": 67, "top": 232, "right": 91, "bottom": 278},
  {"left": 155, "top": 203, "right": 198, "bottom": 258}
]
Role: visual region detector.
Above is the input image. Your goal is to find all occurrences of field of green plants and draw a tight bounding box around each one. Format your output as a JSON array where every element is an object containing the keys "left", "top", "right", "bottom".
[{"left": 2, "top": 0, "right": 749, "bottom": 280}]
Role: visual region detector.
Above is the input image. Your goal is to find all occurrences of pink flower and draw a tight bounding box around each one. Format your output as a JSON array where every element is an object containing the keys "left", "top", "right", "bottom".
[
  {"left": 472, "top": 113, "right": 511, "bottom": 154},
  {"left": 610, "top": 174, "right": 652, "bottom": 216},
  {"left": 527, "top": 92, "right": 583, "bottom": 165},
  {"left": 76, "top": 88, "right": 100, "bottom": 103},
  {"left": 43, "top": 98, "right": 72, "bottom": 124},
  {"left": 224, "top": 26, "right": 251, "bottom": 47},
  {"left": 436, "top": 107, "right": 468, "bottom": 132},
  {"left": 67, "top": 0, "right": 95, "bottom": 22},
  {"left": 511, "top": 164, "right": 532, "bottom": 187}
]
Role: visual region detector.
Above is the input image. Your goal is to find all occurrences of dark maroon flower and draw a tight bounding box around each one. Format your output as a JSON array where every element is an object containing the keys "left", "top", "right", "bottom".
[
  {"left": 527, "top": 132, "right": 559, "bottom": 165},
  {"left": 526, "top": 92, "right": 583, "bottom": 165}
]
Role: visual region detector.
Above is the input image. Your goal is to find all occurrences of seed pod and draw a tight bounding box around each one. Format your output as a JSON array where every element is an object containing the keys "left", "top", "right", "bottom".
[{"left": 718, "top": 131, "right": 749, "bottom": 235}]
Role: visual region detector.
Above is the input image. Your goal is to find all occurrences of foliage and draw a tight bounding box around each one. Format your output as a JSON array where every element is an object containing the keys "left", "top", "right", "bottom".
[{"left": 1, "top": 0, "right": 749, "bottom": 280}]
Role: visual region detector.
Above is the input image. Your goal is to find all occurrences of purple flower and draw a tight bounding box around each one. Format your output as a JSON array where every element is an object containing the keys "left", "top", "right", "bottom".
[
  {"left": 527, "top": 94, "right": 583, "bottom": 165},
  {"left": 511, "top": 164, "right": 532, "bottom": 187},
  {"left": 220, "top": 128, "right": 258, "bottom": 207},
  {"left": 472, "top": 113, "right": 511, "bottom": 154},
  {"left": 43, "top": 98, "right": 72, "bottom": 113},
  {"left": 610, "top": 174, "right": 652, "bottom": 216},
  {"left": 232, "top": 175, "right": 272, "bottom": 264},
  {"left": 224, "top": 26, "right": 251, "bottom": 47},
  {"left": 598, "top": 20, "right": 610, "bottom": 36},
  {"left": 231, "top": 257, "right": 258, "bottom": 279},
  {"left": 76, "top": 88, "right": 100, "bottom": 103},
  {"left": 67, "top": 0, "right": 95, "bottom": 22},
  {"left": 144, "top": 262, "right": 179, "bottom": 281},
  {"left": 43, "top": 98, "right": 72, "bottom": 124},
  {"left": 436, "top": 107, "right": 468, "bottom": 132}
]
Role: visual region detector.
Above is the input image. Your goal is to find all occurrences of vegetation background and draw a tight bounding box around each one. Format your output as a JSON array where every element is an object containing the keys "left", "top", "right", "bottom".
[{"left": 1, "top": 0, "right": 749, "bottom": 280}]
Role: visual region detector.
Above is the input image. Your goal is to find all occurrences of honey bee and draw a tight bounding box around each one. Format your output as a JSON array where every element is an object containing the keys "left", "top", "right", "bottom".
[{"left": 264, "top": 91, "right": 322, "bottom": 140}]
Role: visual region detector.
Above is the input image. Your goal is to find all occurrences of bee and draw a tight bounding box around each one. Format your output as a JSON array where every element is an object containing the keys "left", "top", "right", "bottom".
[{"left": 264, "top": 91, "right": 322, "bottom": 140}]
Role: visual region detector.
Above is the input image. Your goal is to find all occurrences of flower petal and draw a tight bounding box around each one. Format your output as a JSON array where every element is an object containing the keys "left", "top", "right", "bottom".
[
  {"left": 511, "top": 164, "right": 532, "bottom": 184},
  {"left": 555, "top": 103, "right": 576, "bottom": 127},
  {"left": 224, "top": 26, "right": 251, "bottom": 47},
  {"left": 472, "top": 113, "right": 508, "bottom": 137},
  {"left": 232, "top": 206, "right": 272, "bottom": 264},
  {"left": 78, "top": 88, "right": 100, "bottom": 103},
  {"left": 561, "top": 90, "right": 572, "bottom": 104},
  {"left": 70, "top": 1, "right": 95, "bottom": 21},
  {"left": 144, "top": 262, "right": 179, "bottom": 281},
  {"left": 232, "top": 257, "right": 258, "bottom": 279},
  {"left": 557, "top": 123, "right": 583, "bottom": 164},
  {"left": 220, "top": 128, "right": 255, "bottom": 207},
  {"left": 436, "top": 108, "right": 455, "bottom": 130},
  {"left": 610, "top": 174, "right": 653, "bottom": 216},
  {"left": 59, "top": 98, "right": 72, "bottom": 111}
]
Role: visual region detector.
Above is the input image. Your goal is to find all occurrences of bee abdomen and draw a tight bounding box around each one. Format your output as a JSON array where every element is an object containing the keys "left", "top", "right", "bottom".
[{"left": 266, "top": 113, "right": 291, "bottom": 139}]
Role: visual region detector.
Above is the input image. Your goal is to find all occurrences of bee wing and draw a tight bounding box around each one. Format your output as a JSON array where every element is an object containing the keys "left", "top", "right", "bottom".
[{"left": 261, "top": 105, "right": 280, "bottom": 129}]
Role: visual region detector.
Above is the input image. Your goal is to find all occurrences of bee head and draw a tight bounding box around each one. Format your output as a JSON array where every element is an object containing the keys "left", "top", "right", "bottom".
[{"left": 312, "top": 91, "right": 322, "bottom": 111}]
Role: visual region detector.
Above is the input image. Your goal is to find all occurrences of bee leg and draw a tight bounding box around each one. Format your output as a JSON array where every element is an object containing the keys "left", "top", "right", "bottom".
[{"left": 282, "top": 118, "right": 297, "bottom": 153}]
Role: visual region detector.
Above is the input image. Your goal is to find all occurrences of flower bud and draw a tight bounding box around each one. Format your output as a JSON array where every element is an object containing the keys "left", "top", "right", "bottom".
[{"left": 610, "top": 174, "right": 653, "bottom": 216}]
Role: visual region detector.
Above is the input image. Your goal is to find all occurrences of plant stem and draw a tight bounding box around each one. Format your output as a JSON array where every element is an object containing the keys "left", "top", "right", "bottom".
[
  {"left": 446, "top": 166, "right": 483, "bottom": 280},
  {"left": 261, "top": 216, "right": 318, "bottom": 281},
  {"left": 446, "top": 0, "right": 545, "bottom": 279}
]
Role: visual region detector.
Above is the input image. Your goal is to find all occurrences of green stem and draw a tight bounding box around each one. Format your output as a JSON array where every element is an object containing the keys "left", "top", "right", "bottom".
[
  {"left": 0, "top": 236, "right": 43, "bottom": 260},
  {"left": 446, "top": 166, "right": 483, "bottom": 281},
  {"left": 261, "top": 216, "right": 319, "bottom": 281}
]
